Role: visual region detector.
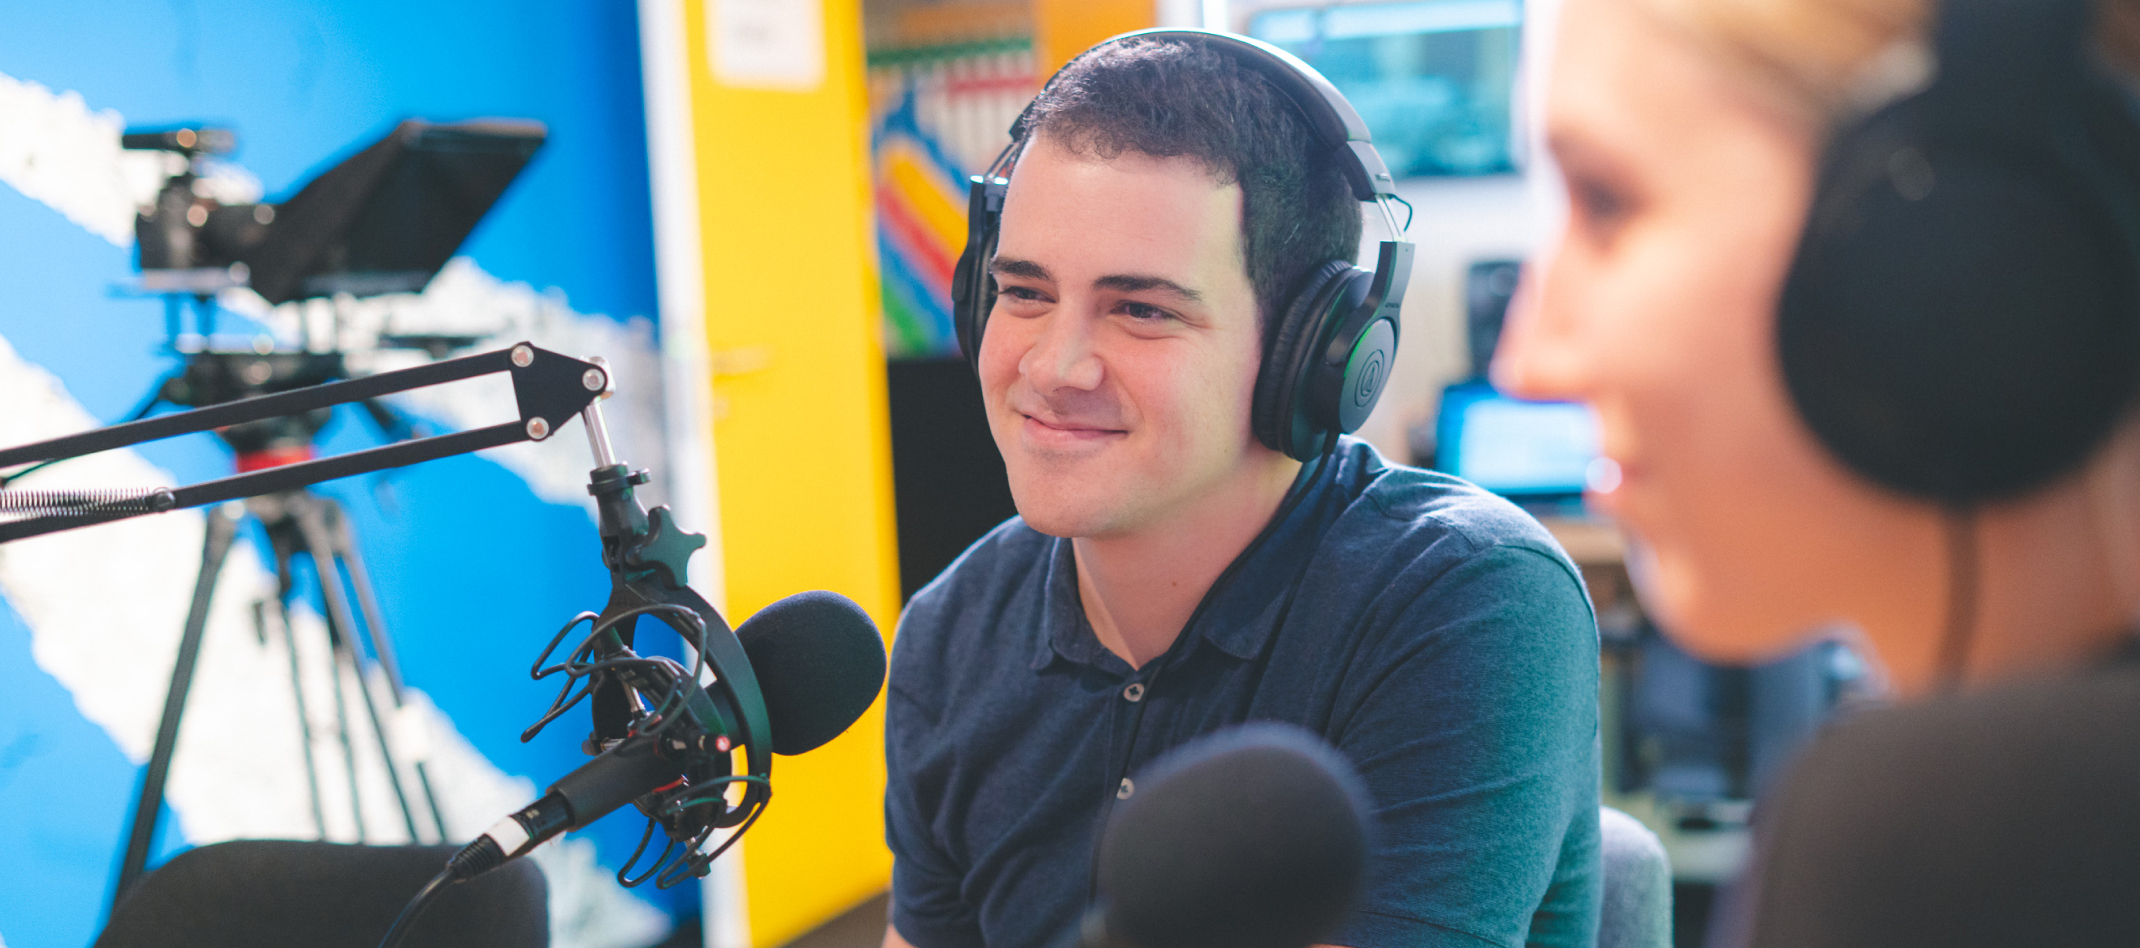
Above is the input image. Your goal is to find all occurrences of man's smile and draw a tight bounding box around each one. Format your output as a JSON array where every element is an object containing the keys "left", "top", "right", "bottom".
[{"left": 1018, "top": 410, "right": 1129, "bottom": 448}]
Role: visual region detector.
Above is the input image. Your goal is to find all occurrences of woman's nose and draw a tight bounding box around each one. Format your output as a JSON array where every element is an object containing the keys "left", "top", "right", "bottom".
[{"left": 1493, "top": 254, "right": 1595, "bottom": 402}]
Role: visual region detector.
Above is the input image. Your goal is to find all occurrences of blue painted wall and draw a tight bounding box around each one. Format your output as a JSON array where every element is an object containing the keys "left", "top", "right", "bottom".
[{"left": 0, "top": 3, "right": 686, "bottom": 945}]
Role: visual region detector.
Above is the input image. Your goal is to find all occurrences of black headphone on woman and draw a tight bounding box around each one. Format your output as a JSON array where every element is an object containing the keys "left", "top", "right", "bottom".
[
  {"left": 949, "top": 28, "right": 1416, "bottom": 461},
  {"left": 1779, "top": 0, "right": 2140, "bottom": 505}
]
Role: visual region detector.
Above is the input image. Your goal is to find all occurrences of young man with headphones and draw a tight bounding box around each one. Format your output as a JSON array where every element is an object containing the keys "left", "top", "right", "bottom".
[
  {"left": 883, "top": 31, "right": 1602, "bottom": 948},
  {"left": 1504, "top": 0, "right": 2140, "bottom": 942}
]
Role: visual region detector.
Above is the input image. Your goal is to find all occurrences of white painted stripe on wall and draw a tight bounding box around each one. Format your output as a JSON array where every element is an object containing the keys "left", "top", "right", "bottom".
[
  {"left": 0, "top": 70, "right": 259, "bottom": 246},
  {"left": 216, "top": 260, "right": 674, "bottom": 523}
]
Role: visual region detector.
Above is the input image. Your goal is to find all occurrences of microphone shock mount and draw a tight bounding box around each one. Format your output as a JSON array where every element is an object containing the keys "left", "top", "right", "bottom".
[{"left": 517, "top": 363, "right": 773, "bottom": 889}]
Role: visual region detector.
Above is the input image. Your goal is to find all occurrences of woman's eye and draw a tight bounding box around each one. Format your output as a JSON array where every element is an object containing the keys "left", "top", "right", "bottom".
[{"left": 1568, "top": 175, "right": 1634, "bottom": 241}]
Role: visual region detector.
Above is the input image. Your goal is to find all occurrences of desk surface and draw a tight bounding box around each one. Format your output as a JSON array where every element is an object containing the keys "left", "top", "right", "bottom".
[{"left": 1539, "top": 516, "right": 1625, "bottom": 568}]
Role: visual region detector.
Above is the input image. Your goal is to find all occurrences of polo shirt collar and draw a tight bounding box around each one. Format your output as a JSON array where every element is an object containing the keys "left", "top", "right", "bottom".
[
  {"left": 1029, "top": 537, "right": 1107, "bottom": 670},
  {"left": 1026, "top": 443, "right": 1360, "bottom": 672}
]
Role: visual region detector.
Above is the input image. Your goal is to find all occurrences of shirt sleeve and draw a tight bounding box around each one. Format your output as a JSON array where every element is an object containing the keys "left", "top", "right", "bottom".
[
  {"left": 883, "top": 604, "right": 986, "bottom": 948},
  {"left": 1326, "top": 543, "right": 1602, "bottom": 948}
]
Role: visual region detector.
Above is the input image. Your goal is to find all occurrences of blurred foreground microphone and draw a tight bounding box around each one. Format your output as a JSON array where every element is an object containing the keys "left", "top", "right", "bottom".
[
  {"left": 1058, "top": 723, "right": 1374, "bottom": 948},
  {"left": 444, "top": 590, "right": 884, "bottom": 883}
]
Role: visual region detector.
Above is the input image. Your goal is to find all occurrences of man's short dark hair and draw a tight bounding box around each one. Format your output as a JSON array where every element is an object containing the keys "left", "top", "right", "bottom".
[{"left": 1018, "top": 36, "right": 1365, "bottom": 345}]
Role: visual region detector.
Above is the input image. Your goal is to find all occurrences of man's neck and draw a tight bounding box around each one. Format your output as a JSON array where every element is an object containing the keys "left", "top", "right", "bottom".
[{"left": 1074, "top": 454, "right": 1305, "bottom": 669}]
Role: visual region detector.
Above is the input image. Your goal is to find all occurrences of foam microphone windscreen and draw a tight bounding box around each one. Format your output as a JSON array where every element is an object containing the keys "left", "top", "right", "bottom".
[
  {"left": 733, "top": 590, "right": 887, "bottom": 756},
  {"left": 1095, "top": 723, "right": 1373, "bottom": 948}
]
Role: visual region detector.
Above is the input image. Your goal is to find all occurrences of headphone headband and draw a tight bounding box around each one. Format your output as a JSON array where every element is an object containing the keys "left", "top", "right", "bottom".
[
  {"left": 1931, "top": 0, "right": 2091, "bottom": 138},
  {"left": 1008, "top": 28, "right": 1400, "bottom": 203}
]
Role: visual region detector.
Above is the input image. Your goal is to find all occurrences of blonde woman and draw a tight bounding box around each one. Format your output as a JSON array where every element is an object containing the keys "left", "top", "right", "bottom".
[{"left": 1500, "top": 0, "right": 2140, "bottom": 943}]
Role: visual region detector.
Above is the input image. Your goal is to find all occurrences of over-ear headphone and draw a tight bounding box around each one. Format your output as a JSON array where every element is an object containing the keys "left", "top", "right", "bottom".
[
  {"left": 1778, "top": 0, "right": 2140, "bottom": 505},
  {"left": 949, "top": 29, "right": 1416, "bottom": 461}
]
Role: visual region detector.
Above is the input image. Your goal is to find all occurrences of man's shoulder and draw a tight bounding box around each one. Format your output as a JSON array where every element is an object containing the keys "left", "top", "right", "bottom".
[
  {"left": 1332, "top": 440, "right": 1578, "bottom": 579},
  {"left": 911, "top": 514, "right": 1050, "bottom": 599},
  {"left": 899, "top": 516, "right": 1053, "bottom": 643}
]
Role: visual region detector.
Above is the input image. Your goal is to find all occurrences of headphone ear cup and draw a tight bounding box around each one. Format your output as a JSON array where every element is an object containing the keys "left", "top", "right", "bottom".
[
  {"left": 1255, "top": 261, "right": 1370, "bottom": 460},
  {"left": 951, "top": 237, "right": 992, "bottom": 374},
  {"left": 953, "top": 178, "right": 1008, "bottom": 376},
  {"left": 1779, "top": 111, "right": 2139, "bottom": 504}
]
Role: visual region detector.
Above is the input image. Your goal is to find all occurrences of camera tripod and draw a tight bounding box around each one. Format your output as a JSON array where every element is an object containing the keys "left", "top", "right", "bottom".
[
  {"left": 109, "top": 346, "right": 447, "bottom": 909},
  {"left": 14, "top": 118, "right": 555, "bottom": 910}
]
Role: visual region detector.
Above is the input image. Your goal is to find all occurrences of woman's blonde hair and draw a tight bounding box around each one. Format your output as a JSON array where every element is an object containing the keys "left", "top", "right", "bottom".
[{"left": 1628, "top": 0, "right": 2140, "bottom": 125}]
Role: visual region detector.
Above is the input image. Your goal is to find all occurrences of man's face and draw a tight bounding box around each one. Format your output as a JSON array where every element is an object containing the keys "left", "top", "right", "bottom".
[{"left": 979, "top": 134, "right": 1274, "bottom": 540}]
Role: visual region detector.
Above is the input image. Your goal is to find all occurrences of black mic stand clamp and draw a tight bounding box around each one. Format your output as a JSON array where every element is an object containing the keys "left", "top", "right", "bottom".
[{"left": 513, "top": 368, "right": 774, "bottom": 886}]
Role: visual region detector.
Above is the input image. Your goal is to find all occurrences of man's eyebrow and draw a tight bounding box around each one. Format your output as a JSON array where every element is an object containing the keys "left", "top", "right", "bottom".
[
  {"left": 991, "top": 257, "right": 1205, "bottom": 304},
  {"left": 1093, "top": 273, "right": 1203, "bottom": 303},
  {"left": 990, "top": 257, "right": 1052, "bottom": 282}
]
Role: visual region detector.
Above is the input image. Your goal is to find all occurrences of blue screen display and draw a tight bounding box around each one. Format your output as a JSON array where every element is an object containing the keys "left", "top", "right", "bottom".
[
  {"left": 1249, "top": 0, "right": 1522, "bottom": 177},
  {"left": 1437, "top": 381, "right": 1601, "bottom": 496}
]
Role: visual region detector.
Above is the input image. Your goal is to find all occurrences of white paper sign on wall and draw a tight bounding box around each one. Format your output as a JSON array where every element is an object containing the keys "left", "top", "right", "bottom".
[{"left": 710, "top": 0, "right": 825, "bottom": 92}]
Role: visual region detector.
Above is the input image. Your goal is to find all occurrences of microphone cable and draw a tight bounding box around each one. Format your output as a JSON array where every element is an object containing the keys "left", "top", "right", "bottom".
[
  {"left": 377, "top": 868, "right": 452, "bottom": 948},
  {"left": 377, "top": 834, "right": 526, "bottom": 948}
]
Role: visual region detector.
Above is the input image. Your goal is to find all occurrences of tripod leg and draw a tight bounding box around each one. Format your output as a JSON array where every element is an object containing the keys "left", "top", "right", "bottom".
[
  {"left": 272, "top": 592, "right": 327, "bottom": 840},
  {"left": 292, "top": 495, "right": 420, "bottom": 844},
  {"left": 318, "top": 564, "right": 369, "bottom": 843},
  {"left": 267, "top": 504, "right": 367, "bottom": 843},
  {"left": 112, "top": 503, "right": 238, "bottom": 912},
  {"left": 323, "top": 500, "right": 449, "bottom": 842}
]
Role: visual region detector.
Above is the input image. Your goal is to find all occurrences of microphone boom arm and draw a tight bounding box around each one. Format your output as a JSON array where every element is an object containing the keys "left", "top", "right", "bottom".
[
  {"left": 0, "top": 337, "right": 779, "bottom": 886},
  {"left": 0, "top": 342, "right": 605, "bottom": 543}
]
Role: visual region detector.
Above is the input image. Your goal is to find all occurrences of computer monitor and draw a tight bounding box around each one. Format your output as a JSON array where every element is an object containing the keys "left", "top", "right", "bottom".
[
  {"left": 1247, "top": 0, "right": 1523, "bottom": 177},
  {"left": 1436, "top": 379, "right": 1601, "bottom": 501}
]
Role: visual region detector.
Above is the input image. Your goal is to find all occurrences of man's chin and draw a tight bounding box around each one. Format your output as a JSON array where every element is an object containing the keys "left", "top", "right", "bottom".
[
  {"left": 1008, "top": 481, "right": 1126, "bottom": 540},
  {"left": 1011, "top": 492, "right": 1109, "bottom": 538}
]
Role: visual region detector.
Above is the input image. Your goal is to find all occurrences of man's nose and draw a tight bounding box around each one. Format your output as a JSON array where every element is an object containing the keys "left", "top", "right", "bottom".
[{"left": 1021, "top": 304, "right": 1104, "bottom": 393}]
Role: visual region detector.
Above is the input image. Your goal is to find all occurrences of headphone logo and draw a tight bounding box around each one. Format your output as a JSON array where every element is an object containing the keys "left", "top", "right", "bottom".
[{"left": 1354, "top": 350, "right": 1386, "bottom": 407}]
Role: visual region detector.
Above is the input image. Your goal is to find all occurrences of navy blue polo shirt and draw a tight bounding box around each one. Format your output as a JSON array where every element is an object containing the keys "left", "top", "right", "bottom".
[{"left": 885, "top": 438, "right": 1601, "bottom": 948}]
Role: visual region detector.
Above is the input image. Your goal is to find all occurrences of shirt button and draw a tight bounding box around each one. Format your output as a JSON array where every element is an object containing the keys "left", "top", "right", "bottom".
[
  {"left": 1122, "top": 682, "right": 1146, "bottom": 703},
  {"left": 1117, "top": 778, "right": 1135, "bottom": 799}
]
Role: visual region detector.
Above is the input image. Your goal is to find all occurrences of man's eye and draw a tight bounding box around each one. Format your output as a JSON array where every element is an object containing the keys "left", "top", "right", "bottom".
[
  {"left": 1118, "top": 301, "right": 1173, "bottom": 321},
  {"left": 999, "top": 285, "right": 1048, "bottom": 303}
]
